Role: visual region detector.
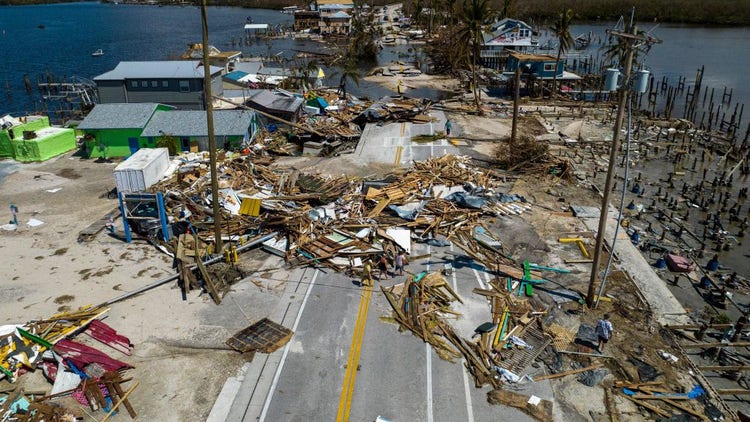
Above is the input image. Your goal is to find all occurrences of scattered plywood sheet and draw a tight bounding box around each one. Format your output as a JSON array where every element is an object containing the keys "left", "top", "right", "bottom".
[
  {"left": 226, "top": 318, "right": 293, "bottom": 353},
  {"left": 385, "top": 227, "right": 411, "bottom": 254}
]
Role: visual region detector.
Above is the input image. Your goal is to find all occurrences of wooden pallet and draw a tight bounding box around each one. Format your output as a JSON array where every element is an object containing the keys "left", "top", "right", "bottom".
[
  {"left": 226, "top": 318, "right": 294, "bottom": 353},
  {"left": 546, "top": 323, "right": 577, "bottom": 351}
]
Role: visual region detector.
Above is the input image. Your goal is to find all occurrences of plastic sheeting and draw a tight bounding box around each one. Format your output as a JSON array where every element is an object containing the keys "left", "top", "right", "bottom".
[
  {"left": 387, "top": 201, "right": 426, "bottom": 221},
  {"left": 444, "top": 192, "right": 488, "bottom": 209}
]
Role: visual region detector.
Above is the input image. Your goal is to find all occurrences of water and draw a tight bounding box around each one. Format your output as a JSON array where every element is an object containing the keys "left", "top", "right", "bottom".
[
  {"left": 565, "top": 23, "right": 750, "bottom": 117},
  {"left": 3, "top": 4, "right": 749, "bottom": 114}
]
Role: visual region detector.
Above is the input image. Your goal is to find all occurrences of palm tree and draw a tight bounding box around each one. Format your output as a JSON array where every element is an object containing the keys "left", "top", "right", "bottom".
[
  {"left": 603, "top": 25, "right": 652, "bottom": 69},
  {"left": 336, "top": 58, "right": 361, "bottom": 101},
  {"left": 550, "top": 8, "right": 573, "bottom": 98},
  {"left": 500, "top": 0, "right": 513, "bottom": 20},
  {"left": 457, "top": 0, "right": 491, "bottom": 112}
]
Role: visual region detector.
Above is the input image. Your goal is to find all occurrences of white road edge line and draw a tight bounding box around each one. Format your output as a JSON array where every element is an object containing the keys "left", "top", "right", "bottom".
[
  {"left": 258, "top": 268, "right": 319, "bottom": 422},
  {"left": 449, "top": 244, "right": 458, "bottom": 292},
  {"left": 451, "top": 245, "right": 474, "bottom": 422},
  {"left": 426, "top": 343, "right": 434, "bottom": 422},
  {"left": 471, "top": 268, "right": 487, "bottom": 289},
  {"left": 461, "top": 362, "right": 476, "bottom": 422},
  {"left": 425, "top": 245, "right": 434, "bottom": 422}
]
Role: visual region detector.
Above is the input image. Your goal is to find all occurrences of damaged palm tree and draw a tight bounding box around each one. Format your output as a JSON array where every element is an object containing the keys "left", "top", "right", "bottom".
[{"left": 457, "top": 0, "right": 492, "bottom": 113}]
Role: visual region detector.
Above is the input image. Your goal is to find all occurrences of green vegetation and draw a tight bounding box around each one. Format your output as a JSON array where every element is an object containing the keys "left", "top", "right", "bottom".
[
  {"left": 550, "top": 8, "right": 573, "bottom": 98},
  {"left": 512, "top": 0, "right": 750, "bottom": 26},
  {"left": 458, "top": 0, "right": 492, "bottom": 112},
  {"left": 5, "top": 0, "right": 749, "bottom": 25}
]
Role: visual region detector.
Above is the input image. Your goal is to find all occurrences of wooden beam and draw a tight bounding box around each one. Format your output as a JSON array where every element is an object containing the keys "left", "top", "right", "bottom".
[
  {"left": 630, "top": 394, "right": 690, "bottom": 400},
  {"left": 697, "top": 365, "right": 750, "bottom": 371},
  {"left": 100, "top": 380, "right": 139, "bottom": 422},
  {"left": 533, "top": 363, "right": 603, "bottom": 382},
  {"left": 620, "top": 395, "right": 671, "bottom": 418},
  {"left": 680, "top": 342, "right": 750, "bottom": 348},
  {"left": 662, "top": 398, "right": 708, "bottom": 421},
  {"left": 667, "top": 324, "right": 732, "bottom": 330},
  {"left": 716, "top": 389, "right": 750, "bottom": 395}
]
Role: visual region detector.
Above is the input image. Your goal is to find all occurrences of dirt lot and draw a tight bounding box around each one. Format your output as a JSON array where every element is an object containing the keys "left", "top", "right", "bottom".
[{"left": 0, "top": 153, "right": 284, "bottom": 420}]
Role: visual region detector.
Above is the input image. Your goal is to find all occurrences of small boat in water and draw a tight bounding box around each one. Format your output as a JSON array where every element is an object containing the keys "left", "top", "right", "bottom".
[{"left": 91, "top": 49, "right": 104, "bottom": 57}]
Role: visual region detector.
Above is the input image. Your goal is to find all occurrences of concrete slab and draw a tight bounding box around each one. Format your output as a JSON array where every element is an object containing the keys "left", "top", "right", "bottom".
[{"left": 353, "top": 110, "right": 463, "bottom": 166}]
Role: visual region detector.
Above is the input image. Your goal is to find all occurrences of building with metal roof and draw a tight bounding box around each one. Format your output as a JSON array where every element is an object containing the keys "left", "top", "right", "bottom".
[
  {"left": 78, "top": 103, "right": 173, "bottom": 130},
  {"left": 78, "top": 103, "right": 176, "bottom": 158},
  {"left": 245, "top": 90, "right": 303, "bottom": 123},
  {"left": 94, "top": 61, "right": 225, "bottom": 110},
  {"left": 141, "top": 109, "right": 259, "bottom": 152}
]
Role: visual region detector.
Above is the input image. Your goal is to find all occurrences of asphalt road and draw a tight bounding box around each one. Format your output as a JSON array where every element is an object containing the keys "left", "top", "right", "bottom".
[{"left": 248, "top": 242, "right": 551, "bottom": 422}]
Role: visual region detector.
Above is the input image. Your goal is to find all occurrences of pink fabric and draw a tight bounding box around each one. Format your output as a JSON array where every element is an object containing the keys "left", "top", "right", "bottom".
[{"left": 55, "top": 339, "right": 132, "bottom": 372}]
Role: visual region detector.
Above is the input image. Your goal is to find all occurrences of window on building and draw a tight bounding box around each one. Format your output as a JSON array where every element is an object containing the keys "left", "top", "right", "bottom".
[
  {"left": 151, "top": 80, "right": 158, "bottom": 88},
  {"left": 130, "top": 81, "right": 138, "bottom": 88},
  {"left": 141, "top": 81, "right": 148, "bottom": 87},
  {"left": 162, "top": 80, "right": 169, "bottom": 88},
  {"left": 544, "top": 63, "right": 556, "bottom": 72},
  {"left": 179, "top": 80, "right": 190, "bottom": 92}
]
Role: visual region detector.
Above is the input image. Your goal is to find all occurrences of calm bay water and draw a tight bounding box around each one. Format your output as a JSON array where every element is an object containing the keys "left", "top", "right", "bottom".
[{"left": 1, "top": 4, "right": 750, "bottom": 116}]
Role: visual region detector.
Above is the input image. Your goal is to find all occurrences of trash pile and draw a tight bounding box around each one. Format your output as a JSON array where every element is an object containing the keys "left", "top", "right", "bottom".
[
  {"left": 0, "top": 306, "right": 137, "bottom": 420},
  {"left": 151, "top": 154, "right": 530, "bottom": 276},
  {"left": 246, "top": 91, "right": 433, "bottom": 157}
]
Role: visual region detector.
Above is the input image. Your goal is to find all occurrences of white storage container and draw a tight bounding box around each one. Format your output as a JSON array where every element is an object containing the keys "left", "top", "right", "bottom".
[{"left": 113, "top": 148, "right": 170, "bottom": 193}]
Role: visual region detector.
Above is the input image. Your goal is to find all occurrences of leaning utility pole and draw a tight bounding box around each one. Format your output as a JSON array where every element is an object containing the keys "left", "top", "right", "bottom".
[
  {"left": 200, "top": 0, "right": 223, "bottom": 252},
  {"left": 586, "top": 18, "right": 637, "bottom": 308}
]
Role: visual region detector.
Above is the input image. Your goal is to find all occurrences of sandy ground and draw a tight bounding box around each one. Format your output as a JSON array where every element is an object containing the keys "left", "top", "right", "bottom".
[
  {"left": 0, "top": 152, "right": 287, "bottom": 421},
  {"left": 364, "top": 73, "right": 462, "bottom": 94}
]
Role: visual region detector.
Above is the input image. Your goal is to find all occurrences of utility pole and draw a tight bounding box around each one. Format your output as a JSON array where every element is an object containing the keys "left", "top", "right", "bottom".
[
  {"left": 200, "top": 0, "right": 223, "bottom": 253},
  {"left": 511, "top": 66, "right": 520, "bottom": 147},
  {"left": 586, "top": 18, "right": 637, "bottom": 308}
]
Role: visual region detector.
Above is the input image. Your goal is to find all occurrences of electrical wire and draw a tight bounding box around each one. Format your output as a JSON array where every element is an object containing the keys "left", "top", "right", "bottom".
[{"left": 595, "top": 93, "right": 633, "bottom": 308}]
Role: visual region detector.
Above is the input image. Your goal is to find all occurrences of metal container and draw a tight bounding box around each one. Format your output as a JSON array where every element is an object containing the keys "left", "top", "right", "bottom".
[{"left": 113, "top": 148, "right": 170, "bottom": 193}]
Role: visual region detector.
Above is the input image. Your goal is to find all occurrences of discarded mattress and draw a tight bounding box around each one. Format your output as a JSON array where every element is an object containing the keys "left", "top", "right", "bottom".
[{"left": 665, "top": 254, "right": 693, "bottom": 273}]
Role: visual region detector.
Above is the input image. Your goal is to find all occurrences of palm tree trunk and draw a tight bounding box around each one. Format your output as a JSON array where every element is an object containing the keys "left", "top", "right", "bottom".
[
  {"left": 552, "top": 46, "right": 562, "bottom": 99},
  {"left": 471, "top": 45, "right": 482, "bottom": 113}
]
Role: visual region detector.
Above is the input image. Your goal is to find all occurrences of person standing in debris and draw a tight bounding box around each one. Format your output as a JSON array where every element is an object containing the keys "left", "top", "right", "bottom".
[
  {"left": 445, "top": 119, "right": 452, "bottom": 137},
  {"left": 378, "top": 255, "right": 390, "bottom": 280},
  {"left": 9, "top": 204, "right": 18, "bottom": 226},
  {"left": 706, "top": 254, "right": 720, "bottom": 271},
  {"left": 361, "top": 259, "right": 374, "bottom": 287},
  {"left": 395, "top": 251, "right": 408, "bottom": 276},
  {"left": 596, "top": 314, "right": 614, "bottom": 353},
  {"left": 731, "top": 312, "right": 748, "bottom": 342}
]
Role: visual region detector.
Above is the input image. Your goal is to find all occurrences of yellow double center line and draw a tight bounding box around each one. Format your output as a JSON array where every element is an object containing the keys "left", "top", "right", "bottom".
[{"left": 336, "top": 285, "right": 373, "bottom": 421}]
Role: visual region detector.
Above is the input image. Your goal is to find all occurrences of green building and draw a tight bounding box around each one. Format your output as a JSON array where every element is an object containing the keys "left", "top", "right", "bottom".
[
  {"left": 77, "top": 103, "right": 259, "bottom": 158},
  {"left": 0, "top": 115, "right": 77, "bottom": 162},
  {"left": 77, "top": 103, "right": 175, "bottom": 158}
]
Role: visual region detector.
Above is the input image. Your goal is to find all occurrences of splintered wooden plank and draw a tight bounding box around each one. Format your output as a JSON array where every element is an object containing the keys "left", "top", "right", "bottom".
[
  {"left": 368, "top": 198, "right": 392, "bottom": 218},
  {"left": 226, "top": 318, "right": 294, "bottom": 353}
]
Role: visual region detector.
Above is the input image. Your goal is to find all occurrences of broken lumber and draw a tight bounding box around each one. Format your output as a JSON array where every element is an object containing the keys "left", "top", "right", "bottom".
[
  {"left": 533, "top": 363, "right": 603, "bottom": 382},
  {"left": 487, "top": 389, "right": 553, "bottom": 422}
]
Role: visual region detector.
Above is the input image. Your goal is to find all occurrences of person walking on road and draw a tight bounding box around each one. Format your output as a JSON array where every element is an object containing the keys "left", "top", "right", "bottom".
[
  {"left": 596, "top": 314, "right": 614, "bottom": 353},
  {"left": 361, "top": 259, "right": 374, "bottom": 287},
  {"left": 445, "top": 119, "right": 452, "bottom": 137},
  {"left": 394, "top": 251, "right": 408, "bottom": 276},
  {"left": 378, "top": 255, "right": 390, "bottom": 280}
]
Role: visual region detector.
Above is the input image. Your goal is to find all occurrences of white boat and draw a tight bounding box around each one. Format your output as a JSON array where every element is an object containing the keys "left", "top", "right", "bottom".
[{"left": 91, "top": 49, "right": 104, "bottom": 57}]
